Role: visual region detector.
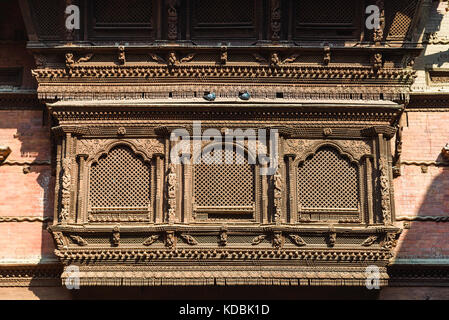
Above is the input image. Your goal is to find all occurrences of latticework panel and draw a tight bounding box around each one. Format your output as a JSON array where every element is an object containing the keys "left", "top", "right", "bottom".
[
  {"left": 297, "top": 147, "right": 360, "bottom": 212},
  {"left": 193, "top": 0, "right": 254, "bottom": 24},
  {"left": 191, "top": 0, "right": 256, "bottom": 39},
  {"left": 293, "top": 0, "right": 359, "bottom": 39},
  {"left": 28, "top": 0, "right": 65, "bottom": 39},
  {"left": 295, "top": 0, "right": 356, "bottom": 25},
  {"left": 89, "top": 145, "right": 151, "bottom": 211},
  {"left": 193, "top": 149, "right": 255, "bottom": 209},
  {"left": 384, "top": 0, "right": 419, "bottom": 40},
  {"left": 93, "top": 0, "right": 153, "bottom": 25}
]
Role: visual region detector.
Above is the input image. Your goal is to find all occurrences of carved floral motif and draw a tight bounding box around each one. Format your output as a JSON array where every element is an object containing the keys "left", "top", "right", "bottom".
[
  {"left": 379, "top": 157, "right": 392, "bottom": 225},
  {"left": 273, "top": 168, "right": 283, "bottom": 224},
  {"left": 180, "top": 234, "right": 198, "bottom": 245},
  {"left": 167, "top": 0, "right": 178, "bottom": 40},
  {"left": 361, "top": 235, "right": 378, "bottom": 247},
  {"left": 270, "top": 0, "right": 281, "bottom": 41},
  {"left": 283, "top": 139, "right": 315, "bottom": 156},
  {"left": 70, "top": 235, "right": 88, "bottom": 246},
  {"left": 167, "top": 163, "right": 177, "bottom": 223},
  {"left": 60, "top": 158, "right": 71, "bottom": 223},
  {"left": 143, "top": 235, "right": 160, "bottom": 246},
  {"left": 251, "top": 235, "right": 266, "bottom": 245},
  {"left": 289, "top": 234, "right": 306, "bottom": 247},
  {"left": 338, "top": 140, "right": 371, "bottom": 160}
]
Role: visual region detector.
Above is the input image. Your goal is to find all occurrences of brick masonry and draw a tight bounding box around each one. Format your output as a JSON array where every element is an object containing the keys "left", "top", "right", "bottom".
[{"left": 0, "top": 110, "right": 55, "bottom": 262}]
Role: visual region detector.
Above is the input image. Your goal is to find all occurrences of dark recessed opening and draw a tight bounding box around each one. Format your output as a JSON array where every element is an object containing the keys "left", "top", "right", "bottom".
[
  {"left": 169, "top": 92, "right": 173, "bottom": 98},
  {"left": 276, "top": 92, "right": 284, "bottom": 98}
]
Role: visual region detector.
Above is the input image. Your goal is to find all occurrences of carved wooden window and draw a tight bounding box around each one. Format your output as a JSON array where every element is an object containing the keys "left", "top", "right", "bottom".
[
  {"left": 88, "top": 0, "right": 156, "bottom": 40},
  {"left": 88, "top": 145, "right": 152, "bottom": 220},
  {"left": 296, "top": 146, "right": 361, "bottom": 221},
  {"left": 190, "top": 0, "right": 258, "bottom": 40},
  {"left": 384, "top": 0, "right": 419, "bottom": 41},
  {"left": 192, "top": 145, "right": 256, "bottom": 219},
  {"left": 293, "top": 0, "right": 362, "bottom": 40}
]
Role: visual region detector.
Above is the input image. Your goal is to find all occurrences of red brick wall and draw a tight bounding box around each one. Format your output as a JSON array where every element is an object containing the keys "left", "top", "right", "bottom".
[
  {"left": 393, "top": 111, "right": 449, "bottom": 259},
  {"left": 0, "top": 109, "right": 55, "bottom": 261}
]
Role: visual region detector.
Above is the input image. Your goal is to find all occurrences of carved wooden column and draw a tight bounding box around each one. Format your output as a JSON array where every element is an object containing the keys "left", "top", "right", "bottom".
[
  {"left": 273, "top": 167, "right": 283, "bottom": 224},
  {"left": 155, "top": 155, "right": 163, "bottom": 223},
  {"left": 183, "top": 161, "right": 192, "bottom": 223},
  {"left": 167, "top": 0, "right": 178, "bottom": 40},
  {"left": 70, "top": 135, "right": 78, "bottom": 223},
  {"left": 76, "top": 154, "right": 87, "bottom": 224},
  {"left": 60, "top": 133, "right": 72, "bottom": 225},
  {"left": 286, "top": 155, "right": 297, "bottom": 224},
  {"left": 377, "top": 133, "right": 392, "bottom": 225},
  {"left": 365, "top": 156, "right": 374, "bottom": 225},
  {"left": 53, "top": 138, "right": 62, "bottom": 225},
  {"left": 261, "top": 162, "right": 268, "bottom": 224},
  {"left": 167, "top": 162, "right": 177, "bottom": 224}
]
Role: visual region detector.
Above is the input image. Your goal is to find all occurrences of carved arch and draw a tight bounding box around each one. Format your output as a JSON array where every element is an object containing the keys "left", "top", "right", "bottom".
[
  {"left": 293, "top": 141, "right": 360, "bottom": 167},
  {"left": 294, "top": 143, "right": 363, "bottom": 223},
  {"left": 192, "top": 140, "right": 259, "bottom": 165},
  {"left": 86, "top": 139, "right": 163, "bottom": 165},
  {"left": 189, "top": 140, "right": 259, "bottom": 220}
]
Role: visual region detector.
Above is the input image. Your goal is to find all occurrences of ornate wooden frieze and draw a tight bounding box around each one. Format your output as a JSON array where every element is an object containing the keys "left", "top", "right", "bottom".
[{"left": 31, "top": 46, "right": 418, "bottom": 103}]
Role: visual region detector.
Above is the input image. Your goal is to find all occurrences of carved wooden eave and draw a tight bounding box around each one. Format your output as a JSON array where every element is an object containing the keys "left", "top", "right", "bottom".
[
  {"left": 46, "top": 99, "right": 403, "bottom": 127},
  {"left": 30, "top": 45, "right": 421, "bottom": 103}
]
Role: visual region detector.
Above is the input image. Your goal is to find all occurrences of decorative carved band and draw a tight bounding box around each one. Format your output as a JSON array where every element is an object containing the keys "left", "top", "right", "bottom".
[
  {"left": 396, "top": 216, "right": 449, "bottom": 222},
  {"left": 0, "top": 216, "right": 52, "bottom": 223}
]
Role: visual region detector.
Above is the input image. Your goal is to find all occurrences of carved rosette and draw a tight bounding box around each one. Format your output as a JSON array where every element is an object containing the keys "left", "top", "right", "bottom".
[
  {"left": 167, "top": 163, "right": 177, "bottom": 223},
  {"left": 379, "top": 157, "right": 392, "bottom": 225},
  {"left": 60, "top": 158, "right": 71, "bottom": 223}
]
